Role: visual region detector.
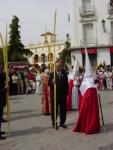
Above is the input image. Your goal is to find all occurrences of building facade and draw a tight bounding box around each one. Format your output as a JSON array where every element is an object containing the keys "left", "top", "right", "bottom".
[
  {"left": 25, "top": 32, "right": 66, "bottom": 68},
  {"left": 69, "top": 0, "right": 113, "bottom": 67}
]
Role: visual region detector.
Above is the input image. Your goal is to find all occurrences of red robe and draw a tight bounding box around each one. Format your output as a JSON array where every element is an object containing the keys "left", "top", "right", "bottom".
[
  {"left": 66, "top": 79, "right": 74, "bottom": 110},
  {"left": 73, "top": 88, "right": 100, "bottom": 134}
]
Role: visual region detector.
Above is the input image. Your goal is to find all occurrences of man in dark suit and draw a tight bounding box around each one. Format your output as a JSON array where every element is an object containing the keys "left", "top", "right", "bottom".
[
  {"left": 48, "top": 59, "right": 68, "bottom": 129},
  {"left": 0, "top": 65, "right": 6, "bottom": 139}
]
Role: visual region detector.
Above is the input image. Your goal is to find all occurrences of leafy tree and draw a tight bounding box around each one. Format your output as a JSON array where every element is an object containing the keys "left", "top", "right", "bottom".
[
  {"left": 8, "top": 15, "right": 32, "bottom": 62},
  {"left": 58, "top": 41, "right": 71, "bottom": 67}
]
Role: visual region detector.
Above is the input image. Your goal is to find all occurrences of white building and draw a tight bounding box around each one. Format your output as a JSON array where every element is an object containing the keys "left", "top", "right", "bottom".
[
  {"left": 25, "top": 32, "right": 66, "bottom": 68},
  {"left": 69, "top": 0, "right": 113, "bottom": 67}
]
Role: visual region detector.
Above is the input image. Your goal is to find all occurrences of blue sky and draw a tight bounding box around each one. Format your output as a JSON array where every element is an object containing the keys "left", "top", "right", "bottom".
[{"left": 0, "top": 0, "right": 69, "bottom": 45}]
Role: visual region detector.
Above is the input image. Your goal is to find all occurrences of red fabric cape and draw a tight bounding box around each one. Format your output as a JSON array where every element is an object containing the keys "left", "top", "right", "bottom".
[
  {"left": 66, "top": 79, "right": 74, "bottom": 110},
  {"left": 73, "top": 88, "right": 100, "bottom": 134}
]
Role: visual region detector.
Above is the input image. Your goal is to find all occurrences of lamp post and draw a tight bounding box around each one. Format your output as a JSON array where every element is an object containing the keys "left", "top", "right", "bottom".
[
  {"left": 101, "top": 19, "right": 106, "bottom": 33},
  {"left": 66, "top": 33, "right": 69, "bottom": 41},
  {"left": 65, "top": 33, "right": 70, "bottom": 49}
]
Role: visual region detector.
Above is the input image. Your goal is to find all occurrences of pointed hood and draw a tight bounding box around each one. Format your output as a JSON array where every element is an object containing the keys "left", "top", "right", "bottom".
[
  {"left": 66, "top": 62, "right": 72, "bottom": 72},
  {"left": 73, "top": 57, "right": 79, "bottom": 75},
  {"left": 68, "top": 57, "right": 79, "bottom": 81},
  {"left": 84, "top": 47, "right": 93, "bottom": 78},
  {"left": 80, "top": 46, "right": 96, "bottom": 96},
  {"left": 67, "top": 62, "right": 73, "bottom": 81}
]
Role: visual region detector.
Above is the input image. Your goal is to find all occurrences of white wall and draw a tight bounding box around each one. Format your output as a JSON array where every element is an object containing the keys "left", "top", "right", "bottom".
[
  {"left": 69, "top": 0, "right": 113, "bottom": 66},
  {"left": 97, "top": 48, "right": 110, "bottom": 65},
  {"left": 28, "top": 56, "right": 33, "bottom": 64},
  {"left": 94, "top": 0, "right": 109, "bottom": 45},
  {"left": 70, "top": 0, "right": 112, "bottom": 47}
]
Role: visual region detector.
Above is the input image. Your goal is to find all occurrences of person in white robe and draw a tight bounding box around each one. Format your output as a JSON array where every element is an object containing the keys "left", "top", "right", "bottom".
[
  {"left": 71, "top": 58, "right": 79, "bottom": 110},
  {"left": 35, "top": 73, "right": 41, "bottom": 94}
]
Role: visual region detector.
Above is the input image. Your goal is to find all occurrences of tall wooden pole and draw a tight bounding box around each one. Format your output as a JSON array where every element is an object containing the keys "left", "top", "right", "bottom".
[
  {"left": 5, "top": 22, "right": 11, "bottom": 133},
  {"left": 0, "top": 26, "right": 11, "bottom": 133},
  {"left": 53, "top": 9, "right": 57, "bottom": 129},
  {"left": 46, "top": 40, "right": 52, "bottom": 72}
]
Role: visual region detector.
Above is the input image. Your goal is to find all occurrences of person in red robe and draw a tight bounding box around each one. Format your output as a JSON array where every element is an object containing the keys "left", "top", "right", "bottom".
[
  {"left": 66, "top": 76, "right": 74, "bottom": 110},
  {"left": 73, "top": 47, "right": 100, "bottom": 134},
  {"left": 41, "top": 69, "right": 51, "bottom": 115}
]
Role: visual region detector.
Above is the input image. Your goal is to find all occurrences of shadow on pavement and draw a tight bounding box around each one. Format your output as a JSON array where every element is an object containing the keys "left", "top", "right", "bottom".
[
  {"left": 103, "top": 101, "right": 113, "bottom": 107},
  {"left": 100, "top": 123, "right": 113, "bottom": 133},
  {"left": 11, "top": 113, "right": 43, "bottom": 121},
  {"left": 67, "top": 122, "right": 75, "bottom": 127},
  {"left": 105, "top": 123, "right": 113, "bottom": 132},
  {"left": 98, "top": 142, "right": 113, "bottom": 150},
  {"left": 107, "top": 101, "right": 113, "bottom": 105},
  {"left": 13, "top": 101, "right": 22, "bottom": 104},
  {"left": 11, "top": 109, "right": 35, "bottom": 114},
  {"left": 9, "top": 126, "right": 49, "bottom": 137},
  {"left": 10, "top": 96, "right": 24, "bottom": 101}
]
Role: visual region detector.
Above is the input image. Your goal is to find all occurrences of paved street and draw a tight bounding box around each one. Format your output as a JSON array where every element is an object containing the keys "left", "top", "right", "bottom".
[{"left": 0, "top": 91, "right": 113, "bottom": 150}]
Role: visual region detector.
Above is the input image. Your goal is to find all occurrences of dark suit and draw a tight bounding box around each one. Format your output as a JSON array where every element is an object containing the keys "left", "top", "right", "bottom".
[
  {"left": 0, "top": 72, "right": 6, "bottom": 131},
  {"left": 48, "top": 69, "right": 68, "bottom": 126}
]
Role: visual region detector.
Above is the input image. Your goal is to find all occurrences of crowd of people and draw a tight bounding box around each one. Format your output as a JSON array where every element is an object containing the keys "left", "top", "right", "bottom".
[
  {"left": 1, "top": 56, "right": 113, "bottom": 139},
  {"left": 94, "top": 63, "right": 113, "bottom": 90},
  {"left": 8, "top": 67, "right": 39, "bottom": 95},
  {"left": 7, "top": 61, "right": 113, "bottom": 97}
]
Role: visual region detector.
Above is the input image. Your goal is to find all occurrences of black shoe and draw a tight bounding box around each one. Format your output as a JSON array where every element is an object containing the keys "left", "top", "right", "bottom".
[
  {"left": 0, "top": 135, "right": 6, "bottom": 140},
  {"left": 54, "top": 125, "right": 59, "bottom": 130},
  {"left": 0, "top": 131, "right": 6, "bottom": 135},
  {"left": 60, "top": 124, "right": 68, "bottom": 129},
  {"left": 52, "top": 123, "right": 59, "bottom": 130},
  {"left": 1, "top": 118, "right": 7, "bottom": 123}
]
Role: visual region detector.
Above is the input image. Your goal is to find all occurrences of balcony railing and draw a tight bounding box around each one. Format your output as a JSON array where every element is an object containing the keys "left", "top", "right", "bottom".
[
  {"left": 80, "top": 38, "right": 97, "bottom": 46},
  {"left": 79, "top": 5, "right": 95, "bottom": 17}
]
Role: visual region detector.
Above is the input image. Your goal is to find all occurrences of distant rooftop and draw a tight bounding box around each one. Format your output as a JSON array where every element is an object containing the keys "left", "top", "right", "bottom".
[{"left": 41, "top": 32, "right": 56, "bottom": 36}]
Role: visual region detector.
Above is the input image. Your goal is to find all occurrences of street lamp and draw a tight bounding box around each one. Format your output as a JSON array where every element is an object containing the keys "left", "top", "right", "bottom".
[
  {"left": 66, "top": 33, "right": 69, "bottom": 41},
  {"left": 101, "top": 19, "right": 106, "bottom": 33}
]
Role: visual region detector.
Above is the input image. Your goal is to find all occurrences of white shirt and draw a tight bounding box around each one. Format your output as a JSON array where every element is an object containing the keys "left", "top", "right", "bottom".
[{"left": 12, "top": 75, "right": 18, "bottom": 84}]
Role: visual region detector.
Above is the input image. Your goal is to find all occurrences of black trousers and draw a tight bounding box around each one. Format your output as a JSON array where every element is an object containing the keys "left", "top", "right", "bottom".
[
  {"left": 51, "top": 97, "right": 67, "bottom": 126},
  {"left": 0, "top": 102, "right": 4, "bottom": 132},
  {"left": 12, "top": 83, "right": 18, "bottom": 95},
  {"left": 0, "top": 92, "right": 6, "bottom": 132}
]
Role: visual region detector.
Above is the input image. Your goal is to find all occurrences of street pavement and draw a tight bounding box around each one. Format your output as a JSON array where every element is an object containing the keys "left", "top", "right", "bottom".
[{"left": 0, "top": 90, "right": 113, "bottom": 150}]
